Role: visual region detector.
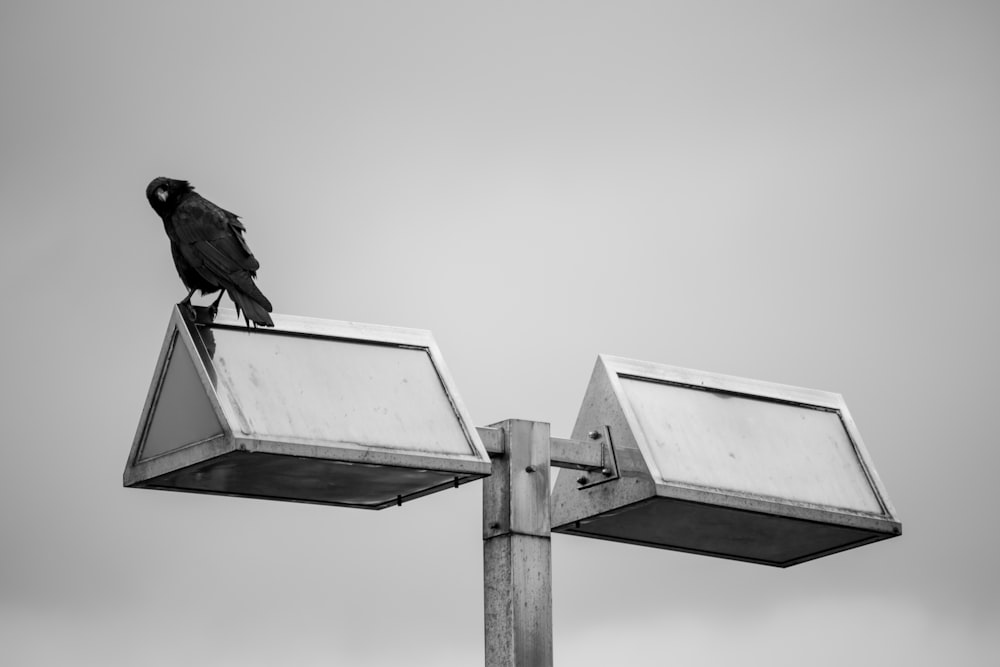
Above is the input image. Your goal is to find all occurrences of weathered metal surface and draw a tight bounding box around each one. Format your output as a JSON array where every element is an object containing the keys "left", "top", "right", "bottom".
[
  {"left": 551, "top": 355, "right": 901, "bottom": 566},
  {"left": 551, "top": 358, "right": 658, "bottom": 529},
  {"left": 124, "top": 306, "right": 490, "bottom": 508},
  {"left": 483, "top": 420, "right": 550, "bottom": 539},
  {"left": 549, "top": 436, "right": 605, "bottom": 471},
  {"left": 617, "top": 373, "right": 884, "bottom": 514},
  {"left": 478, "top": 426, "right": 504, "bottom": 456},
  {"left": 573, "top": 425, "right": 620, "bottom": 489},
  {"left": 605, "top": 355, "right": 898, "bottom": 520},
  {"left": 482, "top": 426, "right": 612, "bottom": 474},
  {"left": 208, "top": 326, "right": 475, "bottom": 456},
  {"left": 484, "top": 535, "right": 553, "bottom": 667},
  {"left": 483, "top": 420, "right": 553, "bottom": 667}
]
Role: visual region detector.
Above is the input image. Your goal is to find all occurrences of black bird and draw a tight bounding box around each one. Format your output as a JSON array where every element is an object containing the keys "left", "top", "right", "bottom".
[{"left": 146, "top": 177, "right": 274, "bottom": 327}]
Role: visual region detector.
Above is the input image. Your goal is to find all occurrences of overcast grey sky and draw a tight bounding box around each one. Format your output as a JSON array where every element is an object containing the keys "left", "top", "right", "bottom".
[{"left": 2, "top": 1, "right": 998, "bottom": 665}]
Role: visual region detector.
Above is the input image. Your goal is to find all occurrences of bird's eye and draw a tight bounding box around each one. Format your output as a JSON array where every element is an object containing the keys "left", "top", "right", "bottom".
[{"left": 156, "top": 187, "right": 169, "bottom": 202}]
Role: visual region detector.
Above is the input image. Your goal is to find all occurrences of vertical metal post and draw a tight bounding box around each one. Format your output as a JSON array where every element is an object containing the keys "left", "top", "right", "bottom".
[{"left": 483, "top": 419, "right": 553, "bottom": 667}]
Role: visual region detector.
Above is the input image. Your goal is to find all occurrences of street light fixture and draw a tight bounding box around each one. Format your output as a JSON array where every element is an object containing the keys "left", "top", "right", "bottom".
[
  {"left": 124, "top": 306, "right": 491, "bottom": 508},
  {"left": 551, "top": 355, "right": 901, "bottom": 566}
]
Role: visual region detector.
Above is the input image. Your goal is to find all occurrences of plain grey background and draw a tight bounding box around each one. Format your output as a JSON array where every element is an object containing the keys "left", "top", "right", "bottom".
[{"left": 2, "top": 2, "right": 998, "bottom": 665}]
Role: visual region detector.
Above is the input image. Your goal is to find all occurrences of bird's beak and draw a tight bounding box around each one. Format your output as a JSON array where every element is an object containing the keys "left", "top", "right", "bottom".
[{"left": 156, "top": 188, "right": 168, "bottom": 202}]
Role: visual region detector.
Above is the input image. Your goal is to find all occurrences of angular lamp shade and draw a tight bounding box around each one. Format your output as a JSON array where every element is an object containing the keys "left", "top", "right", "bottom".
[
  {"left": 124, "top": 306, "right": 491, "bottom": 508},
  {"left": 551, "top": 356, "right": 901, "bottom": 566}
]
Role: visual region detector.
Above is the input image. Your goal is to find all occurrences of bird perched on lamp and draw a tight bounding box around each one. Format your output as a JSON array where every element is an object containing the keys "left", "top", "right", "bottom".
[{"left": 146, "top": 177, "right": 273, "bottom": 327}]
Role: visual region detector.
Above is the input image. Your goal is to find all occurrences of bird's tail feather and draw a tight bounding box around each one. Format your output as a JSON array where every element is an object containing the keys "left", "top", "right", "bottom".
[{"left": 229, "top": 288, "right": 274, "bottom": 327}]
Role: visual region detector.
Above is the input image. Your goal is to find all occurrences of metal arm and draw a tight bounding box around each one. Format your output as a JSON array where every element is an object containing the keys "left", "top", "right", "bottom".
[{"left": 476, "top": 426, "right": 616, "bottom": 475}]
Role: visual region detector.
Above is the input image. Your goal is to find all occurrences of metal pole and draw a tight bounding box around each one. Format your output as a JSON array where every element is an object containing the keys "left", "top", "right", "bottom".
[{"left": 483, "top": 419, "right": 553, "bottom": 667}]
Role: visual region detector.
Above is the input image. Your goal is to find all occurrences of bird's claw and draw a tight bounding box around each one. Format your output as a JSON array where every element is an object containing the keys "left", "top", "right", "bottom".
[
  {"left": 194, "top": 304, "right": 219, "bottom": 325},
  {"left": 177, "top": 300, "right": 197, "bottom": 323},
  {"left": 178, "top": 300, "right": 219, "bottom": 326}
]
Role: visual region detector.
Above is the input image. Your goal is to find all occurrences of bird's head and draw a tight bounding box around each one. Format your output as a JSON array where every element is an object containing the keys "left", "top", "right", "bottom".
[{"left": 146, "top": 177, "right": 193, "bottom": 215}]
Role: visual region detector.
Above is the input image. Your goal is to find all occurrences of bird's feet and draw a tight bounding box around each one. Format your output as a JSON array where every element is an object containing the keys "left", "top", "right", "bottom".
[
  {"left": 177, "top": 300, "right": 218, "bottom": 326},
  {"left": 193, "top": 304, "right": 219, "bottom": 325},
  {"left": 177, "top": 299, "right": 197, "bottom": 323}
]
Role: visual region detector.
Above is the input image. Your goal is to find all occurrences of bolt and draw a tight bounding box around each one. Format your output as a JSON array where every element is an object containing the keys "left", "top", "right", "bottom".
[
  {"left": 588, "top": 430, "right": 602, "bottom": 440},
  {"left": 601, "top": 467, "right": 612, "bottom": 476}
]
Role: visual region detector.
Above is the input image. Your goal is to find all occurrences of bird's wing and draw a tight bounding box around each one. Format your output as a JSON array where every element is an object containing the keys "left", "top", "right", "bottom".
[
  {"left": 170, "top": 239, "right": 205, "bottom": 290},
  {"left": 216, "top": 206, "right": 256, "bottom": 259},
  {"left": 172, "top": 194, "right": 260, "bottom": 271},
  {"left": 171, "top": 194, "right": 270, "bottom": 307}
]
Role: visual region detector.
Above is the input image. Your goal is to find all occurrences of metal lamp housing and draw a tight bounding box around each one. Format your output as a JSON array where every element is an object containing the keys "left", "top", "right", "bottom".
[
  {"left": 124, "top": 307, "right": 491, "bottom": 508},
  {"left": 551, "top": 356, "right": 901, "bottom": 567}
]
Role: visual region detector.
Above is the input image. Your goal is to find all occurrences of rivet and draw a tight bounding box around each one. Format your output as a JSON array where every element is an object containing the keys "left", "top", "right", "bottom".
[
  {"left": 525, "top": 465, "right": 536, "bottom": 473},
  {"left": 577, "top": 476, "right": 589, "bottom": 485},
  {"left": 588, "top": 430, "right": 602, "bottom": 440}
]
